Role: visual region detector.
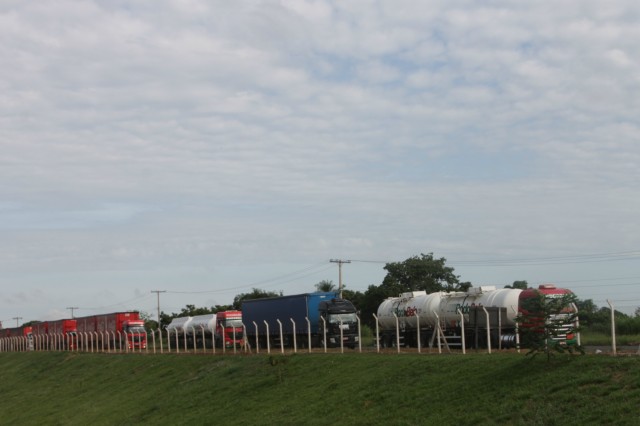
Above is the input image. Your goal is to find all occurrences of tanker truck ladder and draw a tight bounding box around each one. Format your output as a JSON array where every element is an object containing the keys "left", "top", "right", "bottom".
[{"left": 428, "top": 323, "right": 458, "bottom": 353}]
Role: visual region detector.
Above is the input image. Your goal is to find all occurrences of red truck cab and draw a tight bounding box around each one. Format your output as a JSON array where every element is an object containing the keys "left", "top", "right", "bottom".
[{"left": 216, "top": 310, "right": 244, "bottom": 348}]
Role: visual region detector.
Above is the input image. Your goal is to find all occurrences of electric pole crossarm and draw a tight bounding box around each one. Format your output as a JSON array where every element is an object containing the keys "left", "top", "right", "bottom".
[
  {"left": 66, "top": 307, "right": 79, "bottom": 319},
  {"left": 330, "top": 259, "right": 351, "bottom": 299}
]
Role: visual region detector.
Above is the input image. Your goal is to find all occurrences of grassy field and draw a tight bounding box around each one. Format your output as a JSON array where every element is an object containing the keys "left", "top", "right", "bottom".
[{"left": 1, "top": 351, "right": 639, "bottom": 425}]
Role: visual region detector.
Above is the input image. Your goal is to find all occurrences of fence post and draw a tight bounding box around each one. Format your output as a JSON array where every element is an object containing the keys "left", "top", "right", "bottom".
[
  {"left": 416, "top": 314, "right": 421, "bottom": 354},
  {"left": 253, "top": 321, "right": 259, "bottom": 354},
  {"left": 321, "top": 316, "right": 327, "bottom": 353},
  {"left": 607, "top": 299, "right": 617, "bottom": 356},
  {"left": 264, "top": 321, "right": 271, "bottom": 354},
  {"left": 356, "top": 315, "right": 362, "bottom": 353},
  {"left": 305, "top": 317, "right": 311, "bottom": 353},
  {"left": 434, "top": 312, "right": 442, "bottom": 354},
  {"left": 373, "top": 314, "right": 380, "bottom": 353},
  {"left": 571, "top": 302, "right": 581, "bottom": 346},
  {"left": 457, "top": 309, "right": 466, "bottom": 355},
  {"left": 393, "top": 313, "right": 400, "bottom": 354},
  {"left": 233, "top": 327, "right": 237, "bottom": 355},
  {"left": 482, "top": 307, "right": 491, "bottom": 354},
  {"left": 276, "top": 319, "right": 284, "bottom": 354},
  {"left": 290, "top": 319, "right": 297, "bottom": 353},
  {"left": 183, "top": 328, "right": 188, "bottom": 353}
]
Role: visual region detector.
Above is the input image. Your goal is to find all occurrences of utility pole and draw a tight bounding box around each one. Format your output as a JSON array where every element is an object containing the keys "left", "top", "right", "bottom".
[
  {"left": 12, "top": 316, "right": 22, "bottom": 327},
  {"left": 330, "top": 259, "right": 351, "bottom": 299},
  {"left": 151, "top": 290, "right": 166, "bottom": 329},
  {"left": 66, "top": 307, "right": 79, "bottom": 318}
]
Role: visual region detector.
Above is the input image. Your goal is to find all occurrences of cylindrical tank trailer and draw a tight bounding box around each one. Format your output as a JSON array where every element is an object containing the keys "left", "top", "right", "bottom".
[
  {"left": 376, "top": 284, "right": 576, "bottom": 349},
  {"left": 377, "top": 286, "right": 521, "bottom": 331}
]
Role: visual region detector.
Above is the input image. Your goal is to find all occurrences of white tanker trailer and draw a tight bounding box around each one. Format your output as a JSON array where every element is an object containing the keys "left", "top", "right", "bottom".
[
  {"left": 377, "top": 286, "right": 521, "bottom": 330},
  {"left": 376, "top": 284, "right": 577, "bottom": 349},
  {"left": 165, "top": 311, "right": 244, "bottom": 349},
  {"left": 376, "top": 286, "right": 522, "bottom": 348}
]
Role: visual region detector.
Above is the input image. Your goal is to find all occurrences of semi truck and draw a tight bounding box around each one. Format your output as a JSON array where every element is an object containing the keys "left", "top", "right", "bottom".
[
  {"left": 376, "top": 284, "right": 577, "bottom": 349},
  {"left": 0, "top": 325, "right": 33, "bottom": 351},
  {"left": 165, "top": 310, "right": 244, "bottom": 349},
  {"left": 75, "top": 312, "right": 147, "bottom": 350},
  {"left": 242, "top": 292, "right": 360, "bottom": 349},
  {"left": 32, "top": 319, "right": 78, "bottom": 350}
]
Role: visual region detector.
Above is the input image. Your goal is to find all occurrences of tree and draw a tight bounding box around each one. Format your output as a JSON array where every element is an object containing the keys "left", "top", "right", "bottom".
[
  {"left": 357, "top": 253, "right": 467, "bottom": 325},
  {"left": 517, "top": 291, "right": 583, "bottom": 360},
  {"left": 139, "top": 311, "right": 158, "bottom": 330},
  {"left": 380, "top": 253, "right": 462, "bottom": 294},
  {"left": 314, "top": 280, "right": 336, "bottom": 292},
  {"left": 505, "top": 280, "right": 528, "bottom": 289},
  {"left": 233, "top": 288, "right": 282, "bottom": 310}
]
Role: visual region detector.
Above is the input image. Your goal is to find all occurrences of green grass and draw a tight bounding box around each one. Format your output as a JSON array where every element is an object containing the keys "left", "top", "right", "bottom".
[
  {"left": 1, "top": 351, "right": 639, "bottom": 425},
  {"left": 580, "top": 331, "right": 640, "bottom": 346}
]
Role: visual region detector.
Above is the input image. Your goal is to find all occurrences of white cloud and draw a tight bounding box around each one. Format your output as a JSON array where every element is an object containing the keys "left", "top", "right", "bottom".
[{"left": 1, "top": 0, "right": 640, "bottom": 320}]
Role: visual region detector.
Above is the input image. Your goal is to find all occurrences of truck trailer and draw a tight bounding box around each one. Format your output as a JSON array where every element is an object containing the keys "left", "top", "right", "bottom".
[
  {"left": 32, "top": 319, "right": 78, "bottom": 350},
  {"left": 75, "top": 312, "right": 147, "bottom": 350},
  {"left": 0, "top": 325, "right": 33, "bottom": 351},
  {"left": 376, "top": 284, "right": 577, "bottom": 349},
  {"left": 242, "top": 292, "right": 359, "bottom": 349},
  {"left": 165, "top": 310, "right": 244, "bottom": 349}
]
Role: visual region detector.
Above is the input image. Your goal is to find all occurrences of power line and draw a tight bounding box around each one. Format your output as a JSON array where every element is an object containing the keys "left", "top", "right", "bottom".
[
  {"left": 352, "top": 250, "right": 640, "bottom": 267},
  {"left": 77, "top": 292, "right": 153, "bottom": 311},
  {"left": 165, "top": 262, "right": 333, "bottom": 295}
]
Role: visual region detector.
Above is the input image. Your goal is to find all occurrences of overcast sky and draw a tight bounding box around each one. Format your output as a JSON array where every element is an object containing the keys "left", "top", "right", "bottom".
[{"left": 2, "top": 0, "right": 639, "bottom": 325}]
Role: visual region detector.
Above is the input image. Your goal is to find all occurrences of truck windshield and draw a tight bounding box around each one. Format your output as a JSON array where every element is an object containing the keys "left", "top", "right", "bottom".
[
  {"left": 127, "top": 326, "right": 146, "bottom": 334},
  {"left": 223, "top": 319, "right": 243, "bottom": 328},
  {"left": 328, "top": 313, "right": 357, "bottom": 324}
]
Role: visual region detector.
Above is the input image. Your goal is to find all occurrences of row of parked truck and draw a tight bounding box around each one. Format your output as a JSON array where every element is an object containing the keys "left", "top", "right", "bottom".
[
  {"left": 1, "top": 285, "right": 578, "bottom": 352},
  {"left": 0, "top": 312, "right": 148, "bottom": 351},
  {"left": 1, "top": 292, "right": 361, "bottom": 351}
]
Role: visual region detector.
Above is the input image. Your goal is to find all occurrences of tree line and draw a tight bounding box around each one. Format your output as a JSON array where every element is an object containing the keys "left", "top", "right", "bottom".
[{"left": 154, "top": 252, "right": 640, "bottom": 334}]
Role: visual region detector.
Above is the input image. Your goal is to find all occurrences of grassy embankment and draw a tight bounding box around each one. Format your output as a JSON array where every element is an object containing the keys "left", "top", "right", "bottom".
[{"left": 1, "top": 351, "right": 639, "bottom": 425}]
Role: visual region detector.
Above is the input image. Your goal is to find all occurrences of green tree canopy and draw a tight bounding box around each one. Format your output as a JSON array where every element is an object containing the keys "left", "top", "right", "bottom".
[
  {"left": 233, "top": 288, "right": 282, "bottom": 310},
  {"left": 314, "top": 280, "right": 336, "bottom": 292},
  {"left": 355, "top": 253, "right": 467, "bottom": 325},
  {"left": 517, "top": 291, "right": 583, "bottom": 360},
  {"left": 380, "top": 253, "right": 461, "bottom": 294},
  {"left": 505, "top": 280, "right": 528, "bottom": 289}
]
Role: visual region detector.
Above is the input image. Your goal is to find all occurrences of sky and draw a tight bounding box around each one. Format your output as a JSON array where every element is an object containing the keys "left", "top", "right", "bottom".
[{"left": 1, "top": 0, "right": 640, "bottom": 326}]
